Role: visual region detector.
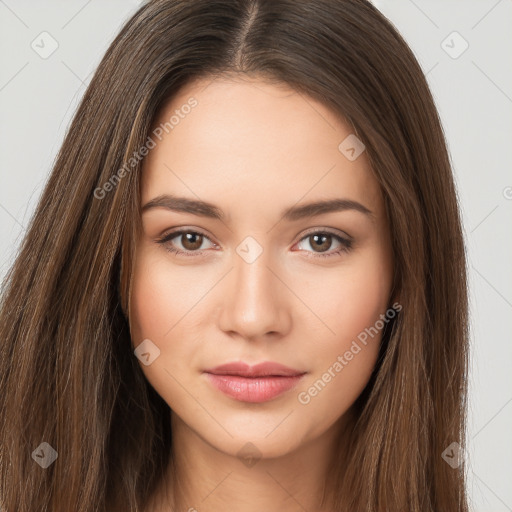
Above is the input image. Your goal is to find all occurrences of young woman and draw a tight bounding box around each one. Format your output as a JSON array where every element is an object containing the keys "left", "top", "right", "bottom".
[{"left": 0, "top": 1, "right": 469, "bottom": 511}]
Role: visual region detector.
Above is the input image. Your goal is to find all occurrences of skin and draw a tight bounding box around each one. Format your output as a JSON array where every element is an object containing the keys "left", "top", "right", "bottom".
[{"left": 129, "top": 74, "right": 394, "bottom": 512}]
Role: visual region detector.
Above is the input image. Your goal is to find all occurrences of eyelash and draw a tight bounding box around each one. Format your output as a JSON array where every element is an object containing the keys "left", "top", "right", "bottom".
[{"left": 156, "top": 228, "right": 353, "bottom": 259}]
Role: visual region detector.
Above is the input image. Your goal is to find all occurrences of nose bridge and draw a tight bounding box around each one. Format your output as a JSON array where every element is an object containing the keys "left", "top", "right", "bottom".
[{"left": 218, "top": 245, "right": 289, "bottom": 339}]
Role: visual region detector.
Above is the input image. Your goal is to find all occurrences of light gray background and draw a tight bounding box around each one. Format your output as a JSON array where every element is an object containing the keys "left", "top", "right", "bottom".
[{"left": 0, "top": 1, "right": 511, "bottom": 510}]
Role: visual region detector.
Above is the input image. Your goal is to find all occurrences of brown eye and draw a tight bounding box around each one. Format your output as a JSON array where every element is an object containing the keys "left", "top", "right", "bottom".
[
  {"left": 180, "top": 232, "right": 203, "bottom": 251},
  {"left": 308, "top": 233, "right": 333, "bottom": 253},
  {"left": 158, "top": 229, "right": 215, "bottom": 257},
  {"left": 295, "top": 230, "right": 352, "bottom": 258}
]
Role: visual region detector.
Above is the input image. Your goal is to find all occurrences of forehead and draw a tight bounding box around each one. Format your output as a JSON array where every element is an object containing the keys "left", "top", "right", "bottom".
[{"left": 141, "top": 75, "right": 384, "bottom": 222}]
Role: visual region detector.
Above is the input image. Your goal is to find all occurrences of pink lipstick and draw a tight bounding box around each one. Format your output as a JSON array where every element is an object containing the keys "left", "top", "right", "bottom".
[{"left": 203, "top": 361, "right": 306, "bottom": 403}]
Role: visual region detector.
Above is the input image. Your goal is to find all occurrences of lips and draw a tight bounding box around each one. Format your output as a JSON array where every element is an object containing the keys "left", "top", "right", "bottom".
[{"left": 203, "top": 361, "right": 307, "bottom": 403}]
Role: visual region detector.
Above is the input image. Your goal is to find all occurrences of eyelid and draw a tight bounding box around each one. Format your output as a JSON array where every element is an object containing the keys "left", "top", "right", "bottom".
[
  {"left": 297, "top": 226, "right": 353, "bottom": 242},
  {"left": 158, "top": 226, "right": 351, "bottom": 245},
  {"left": 158, "top": 227, "right": 218, "bottom": 249},
  {"left": 292, "top": 227, "right": 353, "bottom": 259}
]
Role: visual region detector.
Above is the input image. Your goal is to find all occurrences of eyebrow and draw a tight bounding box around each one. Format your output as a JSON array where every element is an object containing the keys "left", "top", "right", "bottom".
[{"left": 141, "top": 194, "right": 375, "bottom": 222}]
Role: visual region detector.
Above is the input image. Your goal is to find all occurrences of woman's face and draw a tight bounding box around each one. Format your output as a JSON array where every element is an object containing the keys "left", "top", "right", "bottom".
[{"left": 129, "top": 75, "right": 394, "bottom": 459}]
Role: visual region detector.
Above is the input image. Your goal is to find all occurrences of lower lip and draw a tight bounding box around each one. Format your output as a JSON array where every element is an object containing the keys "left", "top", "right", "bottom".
[{"left": 204, "top": 373, "right": 305, "bottom": 403}]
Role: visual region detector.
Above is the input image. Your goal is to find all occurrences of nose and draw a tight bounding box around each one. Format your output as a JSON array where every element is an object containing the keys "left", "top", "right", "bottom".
[{"left": 217, "top": 249, "right": 292, "bottom": 342}]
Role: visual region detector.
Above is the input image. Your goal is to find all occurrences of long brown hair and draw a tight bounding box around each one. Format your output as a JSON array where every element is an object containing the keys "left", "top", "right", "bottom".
[{"left": 0, "top": 0, "right": 469, "bottom": 510}]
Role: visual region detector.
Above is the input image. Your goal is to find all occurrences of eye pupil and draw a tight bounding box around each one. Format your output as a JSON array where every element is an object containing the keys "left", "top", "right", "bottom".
[{"left": 310, "top": 234, "right": 331, "bottom": 253}]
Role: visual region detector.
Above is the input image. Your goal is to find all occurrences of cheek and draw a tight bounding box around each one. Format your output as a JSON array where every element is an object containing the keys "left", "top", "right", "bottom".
[
  {"left": 130, "top": 259, "right": 169, "bottom": 344},
  {"left": 128, "top": 252, "right": 201, "bottom": 397},
  {"left": 130, "top": 250, "right": 205, "bottom": 341},
  {"left": 308, "top": 248, "right": 392, "bottom": 346},
  {"left": 293, "top": 248, "right": 392, "bottom": 426}
]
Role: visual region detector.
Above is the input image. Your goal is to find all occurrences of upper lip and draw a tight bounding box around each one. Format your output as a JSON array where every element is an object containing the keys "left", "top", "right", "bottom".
[{"left": 204, "top": 361, "right": 306, "bottom": 377}]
